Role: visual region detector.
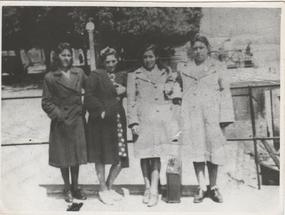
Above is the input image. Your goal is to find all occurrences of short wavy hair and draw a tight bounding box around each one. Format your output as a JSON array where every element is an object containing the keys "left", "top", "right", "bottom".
[
  {"left": 192, "top": 34, "right": 211, "bottom": 52},
  {"left": 51, "top": 42, "right": 73, "bottom": 70},
  {"left": 141, "top": 43, "right": 159, "bottom": 58},
  {"left": 100, "top": 47, "right": 119, "bottom": 62}
]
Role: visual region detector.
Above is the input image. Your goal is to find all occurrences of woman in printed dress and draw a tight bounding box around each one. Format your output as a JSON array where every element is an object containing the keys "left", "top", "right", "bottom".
[
  {"left": 127, "top": 44, "right": 181, "bottom": 207},
  {"left": 84, "top": 47, "right": 129, "bottom": 205},
  {"left": 180, "top": 35, "right": 234, "bottom": 203},
  {"left": 42, "top": 42, "right": 87, "bottom": 203}
]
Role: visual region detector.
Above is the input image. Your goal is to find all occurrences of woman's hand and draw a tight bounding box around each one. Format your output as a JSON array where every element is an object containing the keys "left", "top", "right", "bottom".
[
  {"left": 101, "top": 111, "right": 106, "bottom": 119},
  {"left": 115, "top": 83, "right": 126, "bottom": 95},
  {"left": 131, "top": 125, "right": 140, "bottom": 136}
]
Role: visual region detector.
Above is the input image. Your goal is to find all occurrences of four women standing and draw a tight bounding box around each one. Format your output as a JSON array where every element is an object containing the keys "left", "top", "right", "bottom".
[{"left": 42, "top": 36, "right": 233, "bottom": 206}]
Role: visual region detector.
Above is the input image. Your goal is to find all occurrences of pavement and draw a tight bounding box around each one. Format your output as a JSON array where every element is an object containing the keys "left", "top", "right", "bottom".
[{"left": 0, "top": 144, "right": 282, "bottom": 214}]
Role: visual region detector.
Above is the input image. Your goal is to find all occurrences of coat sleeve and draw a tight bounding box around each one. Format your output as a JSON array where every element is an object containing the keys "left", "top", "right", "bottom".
[
  {"left": 127, "top": 72, "right": 139, "bottom": 128},
  {"left": 218, "top": 64, "right": 235, "bottom": 125},
  {"left": 84, "top": 72, "right": 104, "bottom": 117},
  {"left": 41, "top": 75, "right": 63, "bottom": 120}
]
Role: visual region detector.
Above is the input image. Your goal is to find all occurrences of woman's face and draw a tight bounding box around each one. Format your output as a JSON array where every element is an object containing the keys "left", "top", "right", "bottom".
[
  {"left": 193, "top": 41, "right": 209, "bottom": 64},
  {"left": 143, "top": 50, "right": 156, "bottom": 70},
  {"left": 104, "top": 54, "right": 118, "bottom": 73},
  {"left": 59, "top": 49, "right": 72, "bottom": 68}
]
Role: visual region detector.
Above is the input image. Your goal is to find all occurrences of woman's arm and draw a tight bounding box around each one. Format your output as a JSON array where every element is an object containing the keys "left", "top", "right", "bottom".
[
  {"left": 84, "top": 72, "right": 105, "bottom": 118},
  {"left": 41, "top": 75, "right": 63, "bottom": 121},
  {"left": 127, "top": 72, "right": 139, "bottom": 128},
  {"left": 218, "top": 63, "right": 235, "bottom": 126}
]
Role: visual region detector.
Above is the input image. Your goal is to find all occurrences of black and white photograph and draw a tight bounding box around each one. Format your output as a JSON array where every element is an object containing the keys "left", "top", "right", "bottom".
[{"left": 0, "top": 1, "right": 284, "bottom": 214}]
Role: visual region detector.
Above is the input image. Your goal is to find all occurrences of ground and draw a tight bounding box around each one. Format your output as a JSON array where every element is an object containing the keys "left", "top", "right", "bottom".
[{"left": 1, "top": 68, "right": 282, "bottom": 213}]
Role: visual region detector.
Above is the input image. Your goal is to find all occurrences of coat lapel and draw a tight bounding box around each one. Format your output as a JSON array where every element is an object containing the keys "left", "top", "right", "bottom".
[{"left": 53, "top": 68, "right": 80, "bottom": 93}]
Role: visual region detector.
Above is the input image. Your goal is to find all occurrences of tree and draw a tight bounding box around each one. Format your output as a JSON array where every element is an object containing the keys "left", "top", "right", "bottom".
[{"left": 3, "top": 7, "right": 202, "bottom": 66}]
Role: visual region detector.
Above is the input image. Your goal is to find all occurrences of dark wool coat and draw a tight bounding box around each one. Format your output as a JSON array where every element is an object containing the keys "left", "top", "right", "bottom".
[
  {"left": 42, "top": 67, "right": 87, "bottom": 168},
  {"left": 84, "top": 69, "right": 129, "bottom": 168}
]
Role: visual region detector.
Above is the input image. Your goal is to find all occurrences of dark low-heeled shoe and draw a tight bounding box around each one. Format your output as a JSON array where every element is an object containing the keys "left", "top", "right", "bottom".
[
  {"left": 72, "top": 189, "right": 87, "bottom": 200},
  {"left": 193, "top": 189, "right": 207, "bottom": 203},
  {"left": 63, "top": 189, "right": 73, "bottom": 203},
  {"left": 209, "top": 187, "right": 223, "bottom": 203}
]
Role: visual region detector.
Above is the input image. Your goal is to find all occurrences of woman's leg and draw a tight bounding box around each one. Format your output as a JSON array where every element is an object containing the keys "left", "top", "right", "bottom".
[
  {"left": 95, "top": 163, "right": 107, "bottom": 191},
  {"left": 147, "top": 158, "right": 161, "bottom": 207},
  {"left": 60, "top": 167, "right": 73, "bottom": 202},
  {"left": 60, "top": 167, "right": 71, "bottom": 191},
  {"left": 149, "top": 158, "right": 161, "bottom": 194},
  {"left": 207, "top": 161, "right": 218, "bottom": 188},
  {"left": 141, "top": 158, "right": 152, "bottom": 204},
  {"left": 193, "top": 162, "right": 207, "bottom": 203},
  {"left": 207, "top": 161, "right": 223, "bottom": 203},
  {"left": 96, "top": 162, "right": 114, "bottom": 205},
  {"left": 106, "top": 161, "right": 122, "bottom": 190},
  {"left": 71, "top": 165, "right": 87, "bottom": 200},
  {"left": 70, "top": 165, "right": 79, "bottom": 191},
  {"left": 193, "top": 162, "right": 207, "bottom": 191},
  {"left": 141, "top": 158, "right": 151, "bottom": 190}
]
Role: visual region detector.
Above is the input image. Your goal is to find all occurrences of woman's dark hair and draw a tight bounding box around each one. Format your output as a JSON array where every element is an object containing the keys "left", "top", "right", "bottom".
[
  {"left": 191, "top": 34, "right": 211, "bottom": 51},
  {"left": 140, "top": 43, "right": 171, "bottom": 72},
  {"left": 100, "top": 47, "right": 119, "bottom": 62},
  {"left": 141, "top": 44, "right": 159, "bottom": 58},
  {"left": 51, "top": 42, "right": 73, "bottom": 70}
]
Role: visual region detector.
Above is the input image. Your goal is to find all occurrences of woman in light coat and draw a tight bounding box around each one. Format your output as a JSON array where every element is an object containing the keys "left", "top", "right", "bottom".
[
  {"left": 42, "top": 42, "right": 87, "bottom": 203},
  {"left": 180, "top": 35, "right": 234, "bottom": 203},
  {"left": 127, "top": 44, "right": 181, "bottom": 207}
]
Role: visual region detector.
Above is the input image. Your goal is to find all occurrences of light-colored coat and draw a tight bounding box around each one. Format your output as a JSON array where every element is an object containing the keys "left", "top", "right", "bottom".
[
  {"left": 180, "top": 58, "right": 234, "bottom": 165},
  {"left": 127, "top": 65, "right": 180, "bottom": 159}
]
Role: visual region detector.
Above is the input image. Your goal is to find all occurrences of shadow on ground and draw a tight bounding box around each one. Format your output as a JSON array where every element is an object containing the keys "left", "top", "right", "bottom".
[{"left": 40, "top": 184, "right": 199, "bottom": 200}]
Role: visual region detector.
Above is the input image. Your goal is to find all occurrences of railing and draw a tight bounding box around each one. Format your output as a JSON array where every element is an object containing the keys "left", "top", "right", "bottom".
[{"left": 1, "top": 83, "right": 281, "bottom": 189}]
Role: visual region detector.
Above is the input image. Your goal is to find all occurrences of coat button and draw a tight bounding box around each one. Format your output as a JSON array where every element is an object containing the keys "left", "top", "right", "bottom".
[
  {"left": 64, "top": 107, "right": 68, "bottom": 110},
  {"left": 155, "top": 98, "right": 158, "bottom": 101},
  {"left": 156, "top": 110, "right": 159, "bottom": 113},
  {"left": 65, "top": 116, "right": 69, "bottom": 120}
]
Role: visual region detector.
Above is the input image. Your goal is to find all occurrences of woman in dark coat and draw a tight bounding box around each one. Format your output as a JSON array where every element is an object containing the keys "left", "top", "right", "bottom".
[
  {"left": 42, "top": 42, "right": 87, "bottom": 203},
  {"left": 85, "top": 47, "right": 129, "bottom": 205}
]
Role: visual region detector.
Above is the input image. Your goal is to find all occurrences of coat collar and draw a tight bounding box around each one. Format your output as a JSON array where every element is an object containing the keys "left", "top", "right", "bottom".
[
  {"left": 184, "top": 57, "right": 217, "bottom": 80},
  {"left": 135, "top": 65, "right": 169, "bottom": 86},
  {"left": 52, "top": 67, "right": 80, "bottom": 92}
]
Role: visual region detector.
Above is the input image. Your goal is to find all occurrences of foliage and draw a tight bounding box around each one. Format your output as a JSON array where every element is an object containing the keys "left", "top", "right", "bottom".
[{"left": 2, "top": 6, "right": 202, "bottom": 56}]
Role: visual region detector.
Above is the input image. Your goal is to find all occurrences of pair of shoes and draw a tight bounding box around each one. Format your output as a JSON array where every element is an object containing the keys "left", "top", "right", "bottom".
[
  {"left": 208, "top": 187, "right": 223, "bottom": 203},
  {"left": 98, "top": 190, "right": 114, "bottom": 205},
  {"left": 63, "top": 189, "right": 73, "bottom": 203},
  {"left": 109, "top": 189, "right": 123, "bottom": 201},
  {"left": 72, "top": 188, "right": 87, "bottom": 200},
  {"left": 66, "top": 202, "right": 83, "bottom": 211},
  {"left": 147, "top": 193, "right": 159, "bottom": 207},
  {"left": 193, "top": 188, "right": 207, "bottom": 203},
  {"left": 142, "top": 189, "right": 150, "bottom": 204}
]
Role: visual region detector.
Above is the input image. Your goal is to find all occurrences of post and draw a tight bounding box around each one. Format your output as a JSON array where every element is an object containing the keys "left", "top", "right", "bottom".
[
  {"left": 248, "top": 87, "right": 261, "bottom": 189},
  {"left": 85, "top": 18, "right": 96, "bottom": 72}
]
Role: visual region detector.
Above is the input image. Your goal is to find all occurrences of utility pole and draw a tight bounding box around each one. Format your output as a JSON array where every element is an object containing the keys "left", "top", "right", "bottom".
[{"left": 85, "top": 18, "right": 96, "bottom": 72}]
